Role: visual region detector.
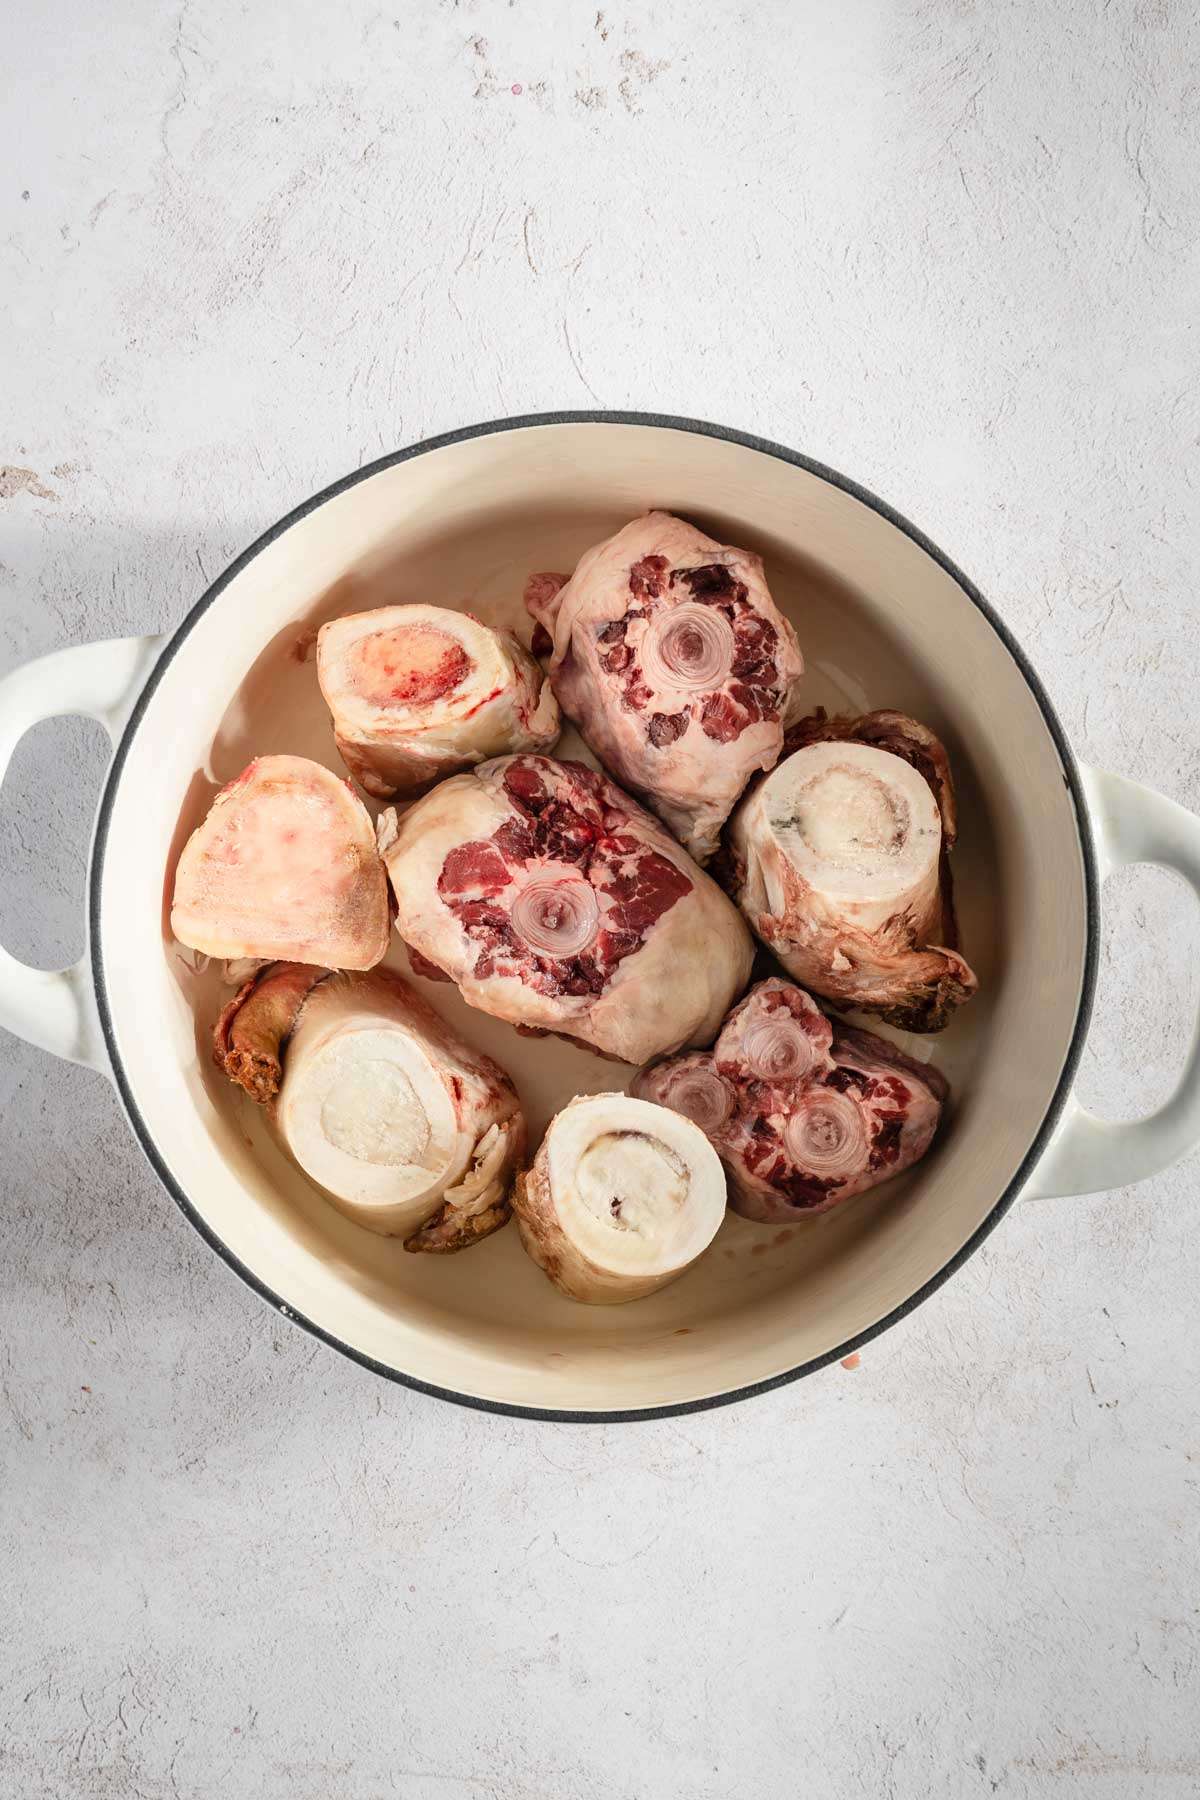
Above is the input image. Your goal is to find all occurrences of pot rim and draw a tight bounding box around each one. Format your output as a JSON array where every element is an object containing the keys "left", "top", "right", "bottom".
[{"left": 88, "top": 410, "right": 1100, "bottom": 1422}]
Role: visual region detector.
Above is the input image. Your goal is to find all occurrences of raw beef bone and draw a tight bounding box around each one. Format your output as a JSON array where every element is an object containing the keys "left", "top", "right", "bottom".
[
  {"left": 171, "top": 755, "right": 390, "bottom": 970},
  {"left": 724, "top": 710, "right": 977, "bottom": 1032},
  {"left": 378, "top": 753, "right": 753, "bottom": 1064},
  {"left": 514, "top": 1092, "right": 727, "bottom": 1303},
  {"left": 317, "top": 603, "right": 560, "bottom": 799},
  {"left": 524, "top": 511, "right": 805, "bottom": 863},
  {"left": 632, "top": 977, "right": 947, "bottom": 1221},
  {"left": 214, "top": 962, "right": 524, "bottom": 1250}
]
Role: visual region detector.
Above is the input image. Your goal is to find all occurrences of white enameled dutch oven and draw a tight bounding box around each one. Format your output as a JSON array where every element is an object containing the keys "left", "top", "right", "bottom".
[{"left": 4, "top": 415, "right": 1200, "bottom": 1420}]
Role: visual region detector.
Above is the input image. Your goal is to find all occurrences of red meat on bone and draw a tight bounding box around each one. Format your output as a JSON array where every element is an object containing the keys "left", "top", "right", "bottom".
[
  {"left": 524, "top": 512, "right": 804, "bottom": 863},
  {"left": 378, "top": 753, "right": 753, "bottom": 1064},
  {"left": 632, "top": 977, "right": 947, "bottom": 1219}
]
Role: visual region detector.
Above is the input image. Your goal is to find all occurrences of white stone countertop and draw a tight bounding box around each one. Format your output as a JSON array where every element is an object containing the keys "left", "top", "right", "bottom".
[{"left": 2, "top": 3, "right": 1198, "bottom": 1795}]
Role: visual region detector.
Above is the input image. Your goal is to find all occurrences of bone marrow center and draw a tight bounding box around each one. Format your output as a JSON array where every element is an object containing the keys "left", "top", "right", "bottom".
[
  {"left": 784, "top": 1091, "right": 869, "bottom": 1174},
  {"left": 666, "top": 1069, "right": 734, "bottom": 1134},
  {"left": 320, "top": 1059, "right": 431, "bottom": 1166},
  {"left": 641, "top": 604, "right": 735, "bottom": 691},
  {"left": 511, "top": 877, "right": 600, "bottom": 958},
  {"left": 348, "top": 625, "right": 471, "bottom": 707},
  {"left": 740, "top": 1014, "right": 818, "bottom": 1082},
  {"left": 785, "top": 764, "right": 909, "bottom": 864},
  {"left": 575, "top": 1130, "right": 689, "bottom": 1232}
]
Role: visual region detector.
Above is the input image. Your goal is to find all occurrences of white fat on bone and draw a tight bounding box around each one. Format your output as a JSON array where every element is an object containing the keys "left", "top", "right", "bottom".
[
  {"left": 171, "top": 754, "right": 390, "bottom": 969},
  {"left": 317, "top": 604, "right": 560, "bottom": 799},
  {"left": 514, "top": 1092, "right": 727, "bottom": 1304},
  {"left": 255, "top": 964, "right": 521, "bottom": 1245}
]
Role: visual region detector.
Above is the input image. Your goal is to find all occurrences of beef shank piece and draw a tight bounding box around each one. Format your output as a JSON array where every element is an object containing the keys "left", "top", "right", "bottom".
[
  {"left": 317, "top": 603, "right": 560, "bottom": 799},
  {"left": 514, "top": 1092, "right": 727, "bottom": 1304},
  {"left": 524, "top": 511, "right": 804, "bottom": 863},
  {"left": 724, "top": 710, "right": 977, "bottom": 1032},
  {"left": 214, "top": 962, "right": 524, "bottom": 1250},
  {"left": 633, "top": 977, "right": 946, "bottom": 1221},
  {"left": 171, "top": 754, "right": 390, "bottom": 970},
  {"left": 378, "top": 753, "right": 753, "bottom": 1065}
]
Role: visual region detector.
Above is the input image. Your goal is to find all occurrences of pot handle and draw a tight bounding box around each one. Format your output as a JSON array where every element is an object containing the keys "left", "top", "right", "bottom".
[
  {"left": 1025, "top": 762, "right": 1200, "bottom": 1198},
  {"left": 0, "top": 635, "right": 163, "bottom": 1074}
]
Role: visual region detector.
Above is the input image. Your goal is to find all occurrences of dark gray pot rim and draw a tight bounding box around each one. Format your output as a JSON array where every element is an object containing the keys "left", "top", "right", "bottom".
[{"left": 89, "top": 410, "right": 1099, "bottom": 1423}]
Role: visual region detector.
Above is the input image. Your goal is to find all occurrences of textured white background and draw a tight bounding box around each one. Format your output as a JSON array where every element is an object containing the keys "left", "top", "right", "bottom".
[{"left": 2, "top": 2, "right": 1199, "bottom": 1796}]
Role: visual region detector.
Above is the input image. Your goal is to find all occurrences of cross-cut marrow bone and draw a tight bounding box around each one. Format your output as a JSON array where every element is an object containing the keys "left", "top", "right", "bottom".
[
  {"left": 378, "top": 753, "right": 753, "bottom": 1064},
  {"left": 724, "top": 711, "right": 977, "bottom": 1031},
  {"left": 524, "top": 511, "right": 805, "bottom": 863},
  {"left": 317, "top": 604, "right": 560, "bottom": 799},
  {"left": 213, "top": 961, "right": 523, "bottom": 1248},
  {"left": 514, "top": 1092, "right": 727, "bottom": 1303},
  {"left": 171, "top": 755, "right": 390, "bottom": 970},
  {"left": 633, "top": 977, "right": 947, "bottom": 1220}
]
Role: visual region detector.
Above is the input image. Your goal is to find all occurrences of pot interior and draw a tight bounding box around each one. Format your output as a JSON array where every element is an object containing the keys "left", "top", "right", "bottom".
[{"left": 97, "top": 421, "right": 1088, "bottom": 1413}]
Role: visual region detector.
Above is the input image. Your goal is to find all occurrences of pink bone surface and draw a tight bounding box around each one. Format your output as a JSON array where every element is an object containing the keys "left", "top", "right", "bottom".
[{"left": 170, "top": 754, "right": 390, "bottom": 970}]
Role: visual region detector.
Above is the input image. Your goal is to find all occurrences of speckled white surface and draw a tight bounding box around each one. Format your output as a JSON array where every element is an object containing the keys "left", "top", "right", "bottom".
[{"left": 3, "top": 3, "right": 1199, "bottom": 1795}]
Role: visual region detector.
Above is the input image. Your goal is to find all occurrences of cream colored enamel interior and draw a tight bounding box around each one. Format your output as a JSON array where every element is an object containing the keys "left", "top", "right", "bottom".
[{"left": 102, "top": 423, "right": 1086, "bottom": 1412}]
